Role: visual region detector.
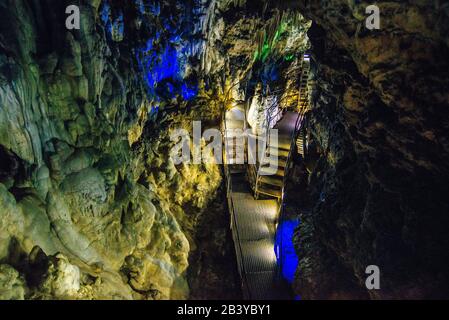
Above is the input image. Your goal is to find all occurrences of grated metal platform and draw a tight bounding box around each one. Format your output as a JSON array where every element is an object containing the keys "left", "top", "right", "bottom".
[
  {"left": 224, "top": 106, "right": 292, "bottom": 300},
  {"left": 228, "top": 172, "right": 290, "bottom": 300}
]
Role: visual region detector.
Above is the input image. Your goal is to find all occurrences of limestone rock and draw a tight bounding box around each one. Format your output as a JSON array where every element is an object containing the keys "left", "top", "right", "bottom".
[{"left": 0, "top": 265, "right": 27, "bottom": 300}]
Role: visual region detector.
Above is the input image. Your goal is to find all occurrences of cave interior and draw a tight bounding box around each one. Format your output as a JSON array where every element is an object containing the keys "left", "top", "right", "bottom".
[{"left": 0, "top": 0, "right": 448, "bottom": 300}]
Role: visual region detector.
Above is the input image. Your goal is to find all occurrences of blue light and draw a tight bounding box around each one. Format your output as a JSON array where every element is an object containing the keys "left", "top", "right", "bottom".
[
  {"left": 167, "top": 82, "right": 175, "bottom": 95},
  {"left": 135, "top": 0, "right": 145, "bottom": 15},
  {"left": 100, "top": 2, "right": 112, "bottom": 36},
  {"left": 136, "top": 41, "right": 199, "bottom": 102},
  {"left": 150, "top": 105, "right": 159, "bottom": 115},
  {"left": 275, "top": 218, "right": 300, "bottom": 283},
  {"left": 261, "top": 64, "right": 279, "bottom": 91},
  {"left": 149, "top": 1, "right": 161, "bottom": 16},
  {"left": 181, "top": 84, "right": 198, "bottom": 101},
  {"left": 100, "top": 2, "right": 124, "bottom": 41},
  {"left": 170, "top": 34, "right": 181, "bottom": 43},
  {"left": 112, "top": 13, "right": 125, "bottom": 40},
  {"left": 100, "top": 2, "right": 110, "bottom": 25},
  {"left": 133, "top": 0, "right": 199, "bottom": 103}
]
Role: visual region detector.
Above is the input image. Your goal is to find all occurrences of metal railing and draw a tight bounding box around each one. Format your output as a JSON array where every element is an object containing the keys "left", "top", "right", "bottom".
[
  {"left": 275, "top": 55, "right": 311, "bottom": 282},
  {"left": 221, "top": 53, "right": 311, "bottom": 293},
  {"left": 251, "top": 56, "right": 310, "bottom": 200},
  {"left": 221, "top": 90, "right": 252, "bottom": 299}
]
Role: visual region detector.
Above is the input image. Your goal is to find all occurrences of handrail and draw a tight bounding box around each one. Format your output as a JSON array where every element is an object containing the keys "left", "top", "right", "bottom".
[
  {"left": 253, "top": 93, "right": 286, "bottom": 197},
  {"left": 275, "top": 55, "right": 311, "bottom": 281},
  {"left": 254, "top": 56, "right": 309, "bottom": 200},
  {"left": 222, "top": 54, "right": 311, "bottom": 291},
  {"left": 280, "top": 56, "right": 310, "bottom": 200},
  {"left": 221, "top": 100, "right": 252, "bottom": 299}
]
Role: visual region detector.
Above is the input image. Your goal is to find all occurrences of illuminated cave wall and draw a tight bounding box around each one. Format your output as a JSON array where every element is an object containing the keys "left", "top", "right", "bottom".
[
  {"left": 1, "top": 0, "right": 446, "bottom": 301},
  {"left": 100, "top": 0, "right": 203, "bottom": 108},
  {"left": 0, "top": 0, "right": 313, "bottom": 300},
  {"left": 0, "top": 0, "right": 226, "bottom": 300},
  {"left": 0, "top": 0, "right": 314, "bottom": 300},
  {"left": 293, "top": 1, "right": 449, "bottom": 299}
]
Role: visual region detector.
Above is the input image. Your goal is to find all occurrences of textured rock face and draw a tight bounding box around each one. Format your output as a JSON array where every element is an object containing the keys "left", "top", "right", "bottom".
[
  {"left": 1, "top": 0, "right": 446, "bottom": 301},
  {"left": 294, "top": 1, "right": 449, "bottom": 299},
  {"left": 0, "top": 0, "right": 223, "bottom": 300},
  {"left": 0, "top": 264, "right": 26, "bottom": 300}
]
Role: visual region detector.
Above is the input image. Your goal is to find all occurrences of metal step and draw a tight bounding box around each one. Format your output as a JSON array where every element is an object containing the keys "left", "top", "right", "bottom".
[
  {"left": 258, "top": 166, "right": 285, "bottom": 177},
  {"left": 257, "top": 184, "right": 282, "bottom": 199},
  {"left": 227, "top": 158, "right": 245, "bottom": 165},
  {"left": 261, "top": 157, "right": 287, "bottom": 168},
  {"left": 296, "top": 135, "right": 305, "bottom": 157},
  {"left": 225, "top": 141, "right": 245, "bottom": 148},
  {"left": 270, "top": 140, "right": 291, "bottom": 151},
  {"left": 266, "top": 146, "right": 289, "bottom": 158},
  {"left": 224, "top": 134, "right": 245, "bottom": 141},
  {"left": 225, "top": 136, "right": 245, "bottom": 142},
  {"left": 258, "top": 175, "right": 283, "bottom": 187}
]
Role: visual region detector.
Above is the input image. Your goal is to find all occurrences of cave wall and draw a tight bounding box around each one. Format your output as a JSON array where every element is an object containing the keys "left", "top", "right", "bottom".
[
  {"left": 0, "top": 0, "right": 309, "bottom": 301},
  {"left": 294, "top": 1, "right": 449, "bottom": 299},
  {"left": 1, "top": 0, "right": 446, "bottom": 301},
  {"left": 0, "top": 0, "right": 225, "bottom": 300}
]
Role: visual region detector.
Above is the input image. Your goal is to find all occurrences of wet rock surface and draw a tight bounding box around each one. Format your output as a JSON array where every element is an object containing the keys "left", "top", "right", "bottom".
[
  {"left": 0, "top": 0, "right": 448, "bottom": 301},
  {"left": 0, "top": 0, "right": 228, "bottom": 299},
  {"left": 294, "top": 1, "right": 449, "bottom": 299}
]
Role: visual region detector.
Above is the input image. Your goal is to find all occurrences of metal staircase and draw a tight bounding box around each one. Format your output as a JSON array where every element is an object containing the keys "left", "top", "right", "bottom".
[
  {"left": 224, "top": 104, "right": 246, "bottom": 167},
  {"left": 250, "top": 54, "right": 311, "bottom": 201},
  {"left": 221, "top": 53, "right": 312, "bottom": 298},
  {"left": 298, "top": 54, "right": 311, "bottom": 110},
  {"left": 296, "top": 130, "right": 306, "bottom": 158}
]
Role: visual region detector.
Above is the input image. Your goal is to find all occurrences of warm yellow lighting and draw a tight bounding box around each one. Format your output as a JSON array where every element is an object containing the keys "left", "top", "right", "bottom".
[{"left": 260, "top": 241, "right": 277, "bottom": 264}]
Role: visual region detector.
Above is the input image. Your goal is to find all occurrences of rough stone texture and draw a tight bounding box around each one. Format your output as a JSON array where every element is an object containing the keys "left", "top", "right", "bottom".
[
  {"left": 0, "top": 264, "right": 26, "bottom": 300},
  {"left": 0, "top": 0, "right": 225, "bottom": 300},
  {"left": 294, "top": 1, "right": 449, "bottom": 299},
  {"left": 2, "top": 0, "right": 446, "bottom": 301},
  {"left": 200, "top": 0, "right": 310, "bottom": 103},
  {"left": 0, "top": 0, "right": 310, "bottom": 300},
  {"left": 187, "top": 182, "right": 241, "bottom": 300}
]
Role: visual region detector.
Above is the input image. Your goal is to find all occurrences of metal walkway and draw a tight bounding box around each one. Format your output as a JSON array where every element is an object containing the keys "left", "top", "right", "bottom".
[
  {"left": 223, "top": 54, "right": 311, "bottom": 300},
  {"left": 223, "top": 105, "right": 291, "bottom": 300},
  {"left": 227, "top": 171, "right": 290, "bottom": 299}
]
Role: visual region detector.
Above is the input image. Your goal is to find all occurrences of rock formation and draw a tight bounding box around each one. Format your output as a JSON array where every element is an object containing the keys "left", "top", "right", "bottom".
[
  {"left": 294, "top": 1, "right": 449, "bottom": 299},
  {"left": 0, "top": 0, "right": 447, "bottom": 300},
  {"left": 0, "top": 0, "right": 223, "bottom": 299}
]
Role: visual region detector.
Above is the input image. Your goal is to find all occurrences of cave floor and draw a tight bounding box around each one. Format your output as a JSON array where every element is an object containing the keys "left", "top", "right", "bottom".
[{"left": 224, "top": 105, "right": 294, "bottom": 299}]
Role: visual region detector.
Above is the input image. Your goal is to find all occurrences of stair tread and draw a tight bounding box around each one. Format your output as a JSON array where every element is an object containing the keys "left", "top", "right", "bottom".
[
  {"left": 259, "top": 175, "right": 283, "bottom": 187},
  {"left": 257, "top": 185, "right": 282, "bottom": 198},
  {"left": 225, "top": 123, "right": 244, "bottom": 130},
  {"left": 266, "top": 150, "right": 289, "bottom": 160},
  {"left": 258, "top": 167, "right": 285, "bottom": 177},
  {"left": 266, "top": 148, "right": 289, "bottom": 158},
  {"left": 270, "top": 141, "right": 291, "bottom": 151},
  {"left": 261, "top": 158, "right": 287, "bottom": 168}
]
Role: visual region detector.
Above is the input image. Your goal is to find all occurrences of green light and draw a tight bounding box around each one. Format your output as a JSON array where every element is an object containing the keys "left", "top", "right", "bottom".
[
  {"left": 253, "top": 22, "right": 288, "bottom": 62},
  {"left": 261, "top": 43, "right": 271, "bottom": 62},
  {"left": 285, "top": 54, "right": 295, "bottom": 61}
]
